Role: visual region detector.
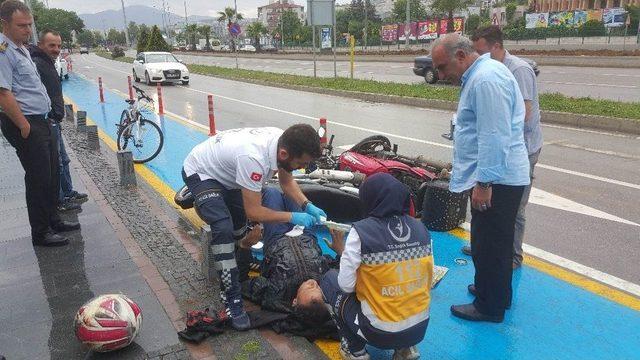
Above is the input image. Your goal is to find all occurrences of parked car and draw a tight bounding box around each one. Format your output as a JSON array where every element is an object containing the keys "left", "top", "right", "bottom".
[
  {"left": 413, "top": 55, "right": 540, "bottom": 84},
  {"left": 261, "top": 44, "right": 278, "bottom": 53},
  {"left": 132, "top": 51, "right": 190, "bottom": 86},
  {"left": 239, "top": 44, "right": 256, "bottom": 52},
  {"left": 55, "top": 56, "right": 68, "bottom": 80},
  {"left": 219, "top": 44, "right": 232, "bottom": 52},
  {"left": 79, "top": 47, "right": 89, "bottom": 54}
]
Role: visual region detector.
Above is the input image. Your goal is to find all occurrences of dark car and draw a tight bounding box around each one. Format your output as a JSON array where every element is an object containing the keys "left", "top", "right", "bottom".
[{"left": 413, "top": 55, "right": 540, "bottom": 84}]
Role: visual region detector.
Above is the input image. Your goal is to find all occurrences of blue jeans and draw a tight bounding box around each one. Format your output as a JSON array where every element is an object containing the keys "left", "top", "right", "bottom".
[
  {"left": 54, "top": 123, "right": 73, "bottom": 202},
  {"left": 260, "top": 187, "right": 309, "bottom": 250}
]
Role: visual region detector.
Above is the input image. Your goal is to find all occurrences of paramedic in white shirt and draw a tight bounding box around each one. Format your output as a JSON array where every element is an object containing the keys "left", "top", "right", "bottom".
[{"left": 181, "top": 124, "right": 326, "bottom": 330}]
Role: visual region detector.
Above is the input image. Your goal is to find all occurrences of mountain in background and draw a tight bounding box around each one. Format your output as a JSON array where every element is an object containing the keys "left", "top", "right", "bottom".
[{"left": 79, "top": 5, "right": 215, "bottom": 30}]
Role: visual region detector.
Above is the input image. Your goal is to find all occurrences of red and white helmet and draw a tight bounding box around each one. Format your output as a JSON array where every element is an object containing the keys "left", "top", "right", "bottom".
[{"left": 74, "top": 294, "right": 143, "bottom": 352}]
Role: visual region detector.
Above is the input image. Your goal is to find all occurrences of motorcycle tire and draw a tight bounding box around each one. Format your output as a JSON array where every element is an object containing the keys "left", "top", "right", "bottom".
[
  {"left": 421, "top": 180, "right": 468, "bottom": 231},
  {"left": 350, "top": 135, "right": 392, "bottom": 154},
  {"left": 174, "top": 184, "right": 195, "bottom": 210}
]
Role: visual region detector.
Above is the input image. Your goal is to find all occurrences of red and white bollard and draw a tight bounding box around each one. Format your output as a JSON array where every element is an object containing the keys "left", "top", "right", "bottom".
[
  {"left": 207, "top": 94, "right": 216, "bottom": 136},
  {"left": 319, "top": 117, "right": 327, "bottom": 146},
  {"left": 157, "top": 83, "right": 164, "bottom": 115},
  {"left": 127, "top": 76, "right": 134, "bottom": 101},
  {"left": 98, "top": 77, "right": 104, "bottom": 103}
]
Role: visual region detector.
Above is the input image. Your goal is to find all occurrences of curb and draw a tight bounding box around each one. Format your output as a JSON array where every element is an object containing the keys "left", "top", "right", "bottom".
[{"left": 194, "top": 72, "right": 640, "bottom": 135}]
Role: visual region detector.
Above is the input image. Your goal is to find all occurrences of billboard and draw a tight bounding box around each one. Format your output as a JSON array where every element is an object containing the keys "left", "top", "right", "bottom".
[
  {"left": 398, "top": 22, "right": 418, "bottom": 41},
  {"left": 603, "top": 7, "right": 626, "bottom": 27},
  {"left": 417, "top": 20, "right": 438, "bottom": 40},
  {"left": 381, "top": 24, "right": 398, "bottom": 42},
  {"left": 573, "top": 10, "right": 587, "bottom": 27},
  {"left": 526, "top": 12, "right": 549, "bottom": 28},
  {"left": 587, "top": 9, "right": 603, "bottom": 22},
  {"left": 321, "top": 27, "right": 331, "bottom": 49},
  {"left": 438, "top": 18, "right": 464, "bottom": 35},
  {"left": 549, "top": 11, "right": 574, "bottom": 27}
]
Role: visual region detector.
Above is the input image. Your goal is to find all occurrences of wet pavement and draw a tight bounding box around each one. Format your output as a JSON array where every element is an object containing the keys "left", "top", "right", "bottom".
[{"left": 0, "top": 134, "right": 185, "bottom": 359}]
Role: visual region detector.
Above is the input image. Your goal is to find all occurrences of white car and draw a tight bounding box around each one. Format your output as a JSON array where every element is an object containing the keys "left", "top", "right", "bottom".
[
  {"left": 239, "top": 45, "right": 256, "bottom": 52},
  {"left": 55, "top": 56, "right": 68, "bottom": 80},
  {"left": 132, "top": 51, "right": 190, "bottom": 86}
]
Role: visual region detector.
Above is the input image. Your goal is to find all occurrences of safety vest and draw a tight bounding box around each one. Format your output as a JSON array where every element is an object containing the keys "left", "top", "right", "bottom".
[{"left": 352, "top": 214, "right": 433, "bottom": 339}]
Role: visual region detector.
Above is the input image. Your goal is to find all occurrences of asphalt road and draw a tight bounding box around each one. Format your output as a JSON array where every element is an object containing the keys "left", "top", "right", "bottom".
[
  {"left": 168, "top": 53, "right": 640, "bottom": 103},
  {"left": 72, "top": 53, "right": 640, "bottom": 289}
]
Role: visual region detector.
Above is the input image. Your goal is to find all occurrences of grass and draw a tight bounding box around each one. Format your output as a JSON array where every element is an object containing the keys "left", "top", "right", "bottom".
[{"left": 95, "top": 52, "right": 640, "bottom": 121}]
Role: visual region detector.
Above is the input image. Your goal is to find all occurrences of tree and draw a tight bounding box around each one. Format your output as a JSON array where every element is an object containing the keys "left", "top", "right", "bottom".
[
  {"left": 505, "top": 2, "right": 517, "bottom": 23},
  {"left": 391, "top": 0, "right": 427, "bottom": 23},
  {"left": 465, "top": 14, "right": 481, "bottom": 35},
  {"left": 28, "top": 0, "right": 84, "bottom": 47},
  {"left": 274, "top": 10, "right": 303, "bottom": 44},
  {"left": 198, "top": 25, "right": 213, "bottom": 50},
  {"left": 430, "top": 0, "right": 474, "bottom": 32},
  {"left": 146, "top": 25, "right": 172, "bottom": 52},
  {"left": 217, "top": 7, "right": 244, "bottom": 51},
  {"left": 246, "top": 22, "right": 268, "bottom": 51},
  {"left": 137, "top": 28, "right": 150, "bottom": 53},
  {"left": 185, "top": 24, "right": 199, "bottom": 50},
  {"left": 107, "top": 28, "right": 126, "bottom": 45},
  {"left": 128, "top": 21, "right": 140, "bottom": 44},
  {"left": 92, "top": 30, "right": 104, "bottom": 46},
  {"left": 76, "top": 30, "right": 95, "bottom": 47}
]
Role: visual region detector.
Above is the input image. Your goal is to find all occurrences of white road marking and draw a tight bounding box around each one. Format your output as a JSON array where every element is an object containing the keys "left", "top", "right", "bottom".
[
  {"left": 459, "top": 222, "right": 640, "bottom": 297},
  {"left": 337, "top": 144, "right": 355, "bottom": 150},
  {"left": 80, "top": 54, "right": 640, "bottom": 191},
  {"left": 549, "top": 142, "right": 640, "bottom": 160},
  {"left": 543, "top": 70, "right": 640, "bottom": 78},
  {"left": 540, "top": 80, "right": 638, "bottom": 89},
  {"left": 529, "top": 187, "right": 639, "bottom": 227},
  {"left": 541, "top": 123, "right": 634, "bottom": 138}
]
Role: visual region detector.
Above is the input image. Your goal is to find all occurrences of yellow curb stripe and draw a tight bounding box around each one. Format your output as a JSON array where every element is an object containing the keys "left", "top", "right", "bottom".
[{"left": 447, "top": 228, "right": 640, "bottom": 312}]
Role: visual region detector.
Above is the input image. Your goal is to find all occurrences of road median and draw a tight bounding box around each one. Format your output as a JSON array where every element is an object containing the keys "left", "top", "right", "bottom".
[{"left": 96, "top": 52, "right": 640, "bottom": 135}]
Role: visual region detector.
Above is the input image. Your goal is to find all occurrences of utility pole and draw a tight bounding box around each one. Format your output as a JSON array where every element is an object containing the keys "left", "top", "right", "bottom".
[
  {"left": 121, "top": 0, "right": 130, "bottom": 47},
  {"left": 233, "top": 0, "right": 239, "bottom": 69},
  {"left": 281, "top": 7, "right": 285, "bottom": 49},
  {"left": 364, "top": 0, "right": 368, "bottom": 50},
  {"left": 184, "top": 0, "right": 188, "bottom": 26},
  {"left": 405, "top": 0, "right": 410, "bottom": 48}
]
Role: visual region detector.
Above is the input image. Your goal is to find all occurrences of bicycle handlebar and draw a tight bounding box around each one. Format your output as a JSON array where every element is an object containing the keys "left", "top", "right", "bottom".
[{"left": 131, "top": 85, "right": 153, "bottom": 102}]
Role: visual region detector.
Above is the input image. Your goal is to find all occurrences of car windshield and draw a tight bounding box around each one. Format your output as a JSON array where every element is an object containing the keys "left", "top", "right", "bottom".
[{"left": 146, "top": 54, "right": 178, "bottom": 63}]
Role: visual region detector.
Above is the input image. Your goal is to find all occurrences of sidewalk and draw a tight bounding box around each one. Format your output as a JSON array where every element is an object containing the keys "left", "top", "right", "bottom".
[{"left": 0, "top": 122, "right": 325, "bottom": 359}]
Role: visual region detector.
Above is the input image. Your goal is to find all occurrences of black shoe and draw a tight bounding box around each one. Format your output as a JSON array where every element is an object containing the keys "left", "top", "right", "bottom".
[
  {"left": 461, "top": 245, "right": 472, "bottom": 256},
  {"left": 65, "top": 191, "right": 88, "bottom": 202},
  {"left": 450, "top": 303, "right": 503, "bottom": 323},
  {"left": 57, "top": 201, "right": 81, "bottom": 212},
  {"left": 52, "top": 220, "right": 80, "bottom": 232},
  {"left": 33, "top": 232, "right": 69, "bottom": 247},
  {"left": 466, "top": 285, "right": 511, "bottom": 309}
]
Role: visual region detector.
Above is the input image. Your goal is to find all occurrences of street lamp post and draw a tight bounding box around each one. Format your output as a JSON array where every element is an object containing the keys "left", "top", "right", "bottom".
[
  {"left": 405, "top": 0, "right": 410, "bottom": 48},
  {"left": 234, "top": 0, "right": 239, "bottom": 69},
  {"left": 121, "top": 0, "right": 130, "bottom": 47}
]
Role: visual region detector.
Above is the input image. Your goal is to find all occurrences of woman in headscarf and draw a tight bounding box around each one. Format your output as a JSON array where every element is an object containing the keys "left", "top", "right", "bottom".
[{"left": 320, "top": 173, "right": 434, "bottom": 360}]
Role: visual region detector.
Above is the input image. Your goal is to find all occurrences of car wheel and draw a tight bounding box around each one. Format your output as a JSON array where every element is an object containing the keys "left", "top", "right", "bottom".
[
  {"left": 145, "top": 71, "right": 152, "bottom": 85},
  {"left": 133, "top": 69, "right": 140, "bottom": 82},
  {"left": 425, "top": 69, "right": 437, "bottom": 84},
  {"left": 182, "top": 81, "right": 189, "bottom": 85}
]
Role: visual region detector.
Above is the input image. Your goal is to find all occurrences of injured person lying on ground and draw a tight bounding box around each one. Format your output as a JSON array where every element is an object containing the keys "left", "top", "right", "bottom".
[{"left": 240, "top": 187, "right": 344, "bottom": 327}]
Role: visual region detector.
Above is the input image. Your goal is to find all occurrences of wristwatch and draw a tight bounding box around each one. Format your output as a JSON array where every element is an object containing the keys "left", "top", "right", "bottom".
[
  {"left": 477, "top": 182, "right": 492, "bottom": 189},
  {"left": 301, "top": 200, "right": 311, "bottom": 210}
]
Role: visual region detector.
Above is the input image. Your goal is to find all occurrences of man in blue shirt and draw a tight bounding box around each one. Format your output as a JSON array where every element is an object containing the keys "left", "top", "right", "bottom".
[
  {"left": 431, "top": 34, "right": 530, "bottom": 323},
  {"left": 0, "top": 1, "right": 78, "bottom": 247}
]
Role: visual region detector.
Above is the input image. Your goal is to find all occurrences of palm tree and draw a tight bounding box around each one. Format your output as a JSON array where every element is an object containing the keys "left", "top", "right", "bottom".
[
  {"left": 246, "top": 22, "right": 268, "bottom": 52},
  {"left": 198, "top": 25, "right": 212, "bottom": 50},
  {"left": 185, "top": 24, "right": 199, "bottom": 50},
  {"left": 217, "top": 7, "right": 243, "bottom": 51}
]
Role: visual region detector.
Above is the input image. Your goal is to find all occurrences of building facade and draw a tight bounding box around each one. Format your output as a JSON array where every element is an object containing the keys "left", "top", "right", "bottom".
[{"left": 257, "top": 0, "right": 305, "bottom": 30}]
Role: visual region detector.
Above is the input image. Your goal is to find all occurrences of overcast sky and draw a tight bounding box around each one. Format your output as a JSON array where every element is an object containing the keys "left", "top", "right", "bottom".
[{"left": 47, "top": 0, "right": 350, "bottom": 19}]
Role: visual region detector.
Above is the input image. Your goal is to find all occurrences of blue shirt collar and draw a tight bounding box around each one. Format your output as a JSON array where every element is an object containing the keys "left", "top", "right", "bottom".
[{"left": 461, "top": 53, "right": 490, "bottom": 86}]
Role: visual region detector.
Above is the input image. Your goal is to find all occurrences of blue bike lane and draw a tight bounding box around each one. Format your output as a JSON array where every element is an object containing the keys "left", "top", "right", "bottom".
[{"left": 63, "top": 74, "right": 640, "bottom": 360}]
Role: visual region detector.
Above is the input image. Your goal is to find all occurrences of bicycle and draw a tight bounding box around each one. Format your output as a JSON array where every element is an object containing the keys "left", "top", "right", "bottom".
[{"left": 116, "top": 85, "right": 164, "bottom": 163}]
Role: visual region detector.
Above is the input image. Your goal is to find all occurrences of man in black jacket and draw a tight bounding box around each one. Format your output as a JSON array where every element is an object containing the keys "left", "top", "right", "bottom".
[
  {"left": 29, "top": 29, "right": 86, "bottom": 213},
  {"left": 241, "top": 187, "right": 342, "bottom": 324}
]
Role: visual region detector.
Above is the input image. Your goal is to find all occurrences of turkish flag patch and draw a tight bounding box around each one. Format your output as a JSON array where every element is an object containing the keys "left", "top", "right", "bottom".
[{"left": 250, "top": 172, "right": 262, "bottom": 182}]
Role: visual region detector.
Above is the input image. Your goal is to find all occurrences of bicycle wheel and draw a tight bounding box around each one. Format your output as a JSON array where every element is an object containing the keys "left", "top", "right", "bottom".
[{"left": 117, "top": 118, "right": 164, "bottom": 163}]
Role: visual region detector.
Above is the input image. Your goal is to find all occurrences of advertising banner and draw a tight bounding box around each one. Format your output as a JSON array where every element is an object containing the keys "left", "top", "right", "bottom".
[
  {"left": 526, "top": 12, "right": 549, "bottom": 28},
  {"left": 549, "top": 11, "right": 574, "bottom": 27},
  {"left": 418, "top": 20, "right": 438, "bottom": 40},
  {"left": 381, "top": 24, "right": 398, "bottom": 42},
  {"left": 603, "top": 7, "right": 626, "bottom": 27},
  {"left": 321, "top": 27, "right": 331, "bottom": 49},
  {"left": 573, "top": 10, "right": 588, "bottom": 27},
  {"left": 587, "top": 9, "right": 602, "bottom": 22},
  {"left": 398, "top": 22, "right": 417, "bottom": 41},
  {"left": 453, "top": 17, "right": 464, "bottom": 33}
]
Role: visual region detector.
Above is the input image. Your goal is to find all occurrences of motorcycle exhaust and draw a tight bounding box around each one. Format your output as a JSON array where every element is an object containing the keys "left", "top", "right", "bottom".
[{"left": 306, "top": 169, "right": 366, "bottom": 186}]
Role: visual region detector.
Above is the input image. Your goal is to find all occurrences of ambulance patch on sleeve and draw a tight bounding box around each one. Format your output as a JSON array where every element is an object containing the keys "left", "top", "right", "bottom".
[{"left": 250, "top": 172, "right": 262, "bottom": 182}]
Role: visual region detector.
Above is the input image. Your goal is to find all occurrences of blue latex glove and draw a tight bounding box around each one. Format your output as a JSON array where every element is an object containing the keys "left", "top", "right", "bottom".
[
  {"left": 290, "top": 212, "right": 317, "bottom": 228},
  {"left": 304, "top": 202, "right": 327, "bottom": 224}
]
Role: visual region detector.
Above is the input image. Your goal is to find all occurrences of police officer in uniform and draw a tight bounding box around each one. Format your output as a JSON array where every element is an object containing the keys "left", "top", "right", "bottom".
[{"left": 0, "top": 0, "right": 79, "bottom": 247}]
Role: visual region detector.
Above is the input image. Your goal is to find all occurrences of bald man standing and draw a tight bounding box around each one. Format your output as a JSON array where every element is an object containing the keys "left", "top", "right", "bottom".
[{"left": 430, "top": 34, "right": 530, "bottom": 323}]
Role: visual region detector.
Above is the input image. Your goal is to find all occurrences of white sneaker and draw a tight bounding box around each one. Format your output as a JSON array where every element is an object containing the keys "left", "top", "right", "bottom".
[{"left": 392, "top": 346, "right": 420, "bottom": 360}]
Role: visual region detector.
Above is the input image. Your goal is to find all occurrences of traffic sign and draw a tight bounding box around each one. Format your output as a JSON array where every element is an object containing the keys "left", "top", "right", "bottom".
[{"left": 228, "top": 23, "right": 241, "bottom": 36}]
